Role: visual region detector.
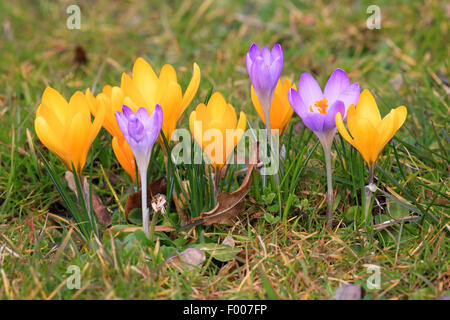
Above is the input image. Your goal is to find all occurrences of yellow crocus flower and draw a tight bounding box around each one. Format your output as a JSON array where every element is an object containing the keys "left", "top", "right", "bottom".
[
  {"left": 189, "top": 92, "right": 246, "bottom": 170},
  {"left": 251, "top": 78, "right": 295, "bottom": 135},
  {"left": 35, "top": 87, "right": 105, "bottom": 173},
  {"left": 120, "top": 57, "right": 200, "bottom": 145},
  {"left": 335, "top": 89, "right": 407, "bottom": 167}
]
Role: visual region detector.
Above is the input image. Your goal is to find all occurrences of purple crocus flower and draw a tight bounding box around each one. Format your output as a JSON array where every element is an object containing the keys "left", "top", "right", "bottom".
[
  {"left": 246, "top": 43, "right": 284, "bottom": 184},
  {"left": 246, "top": 43, "right": 283, "bottom": 109},
  {"left": 288, "top": 69, "right": 360, "bottom": 139},
  {"left": 116, "top": 105, "right": 163, "bottom": 170},
  {"left": 288, "top": 69, "right": 360, "bottom": 228},
  {"left": 116, "top": 104, "right": 163, "bottom": 237}
]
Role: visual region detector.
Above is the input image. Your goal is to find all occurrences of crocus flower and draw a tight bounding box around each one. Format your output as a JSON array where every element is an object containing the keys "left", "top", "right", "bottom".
[
  {"left": 189, "top": 92, "right": 247, "bottom": 170},
  {"left": 246, "top": 43, "right": 283, "bottom": 111},
  {"left": 335, "top": 89, "right": 407, "bottom": 168},
  {"left": 251, "top": 78, "right": 295, "bottom": 136},
  {"left": 288, "top": 69, "right": 360, "bottom": 227},
  {"left": 335, "top": 89, "right": 407, "bottom": 224},
  {"left": 35, "top": 87, "right": 105, "bottom": 173},
  {"left": 116, "top": 104, "right": 163, "bottom": 237},
  {"left": 120, "top": 57, "right": 200, "bottom": 146},
  {"left": 246, "top": 43, "right": 283, "bottom": 183}
]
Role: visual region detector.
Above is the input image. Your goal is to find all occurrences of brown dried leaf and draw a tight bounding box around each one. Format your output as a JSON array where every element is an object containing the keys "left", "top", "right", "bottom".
[
  {"left": 199, "top": 143, "right": 257, "bottom": 226},
  {"left": 124, "top": 177, "right": 166, "bottom": 222},
  {"left": 64, "top": 171, "right": 111, "bottom": 226}
]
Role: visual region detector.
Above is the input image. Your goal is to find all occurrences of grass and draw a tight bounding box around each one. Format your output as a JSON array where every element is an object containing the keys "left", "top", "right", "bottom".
[{"left": 0, "top": 0, "right": 449, "bottom": 300}]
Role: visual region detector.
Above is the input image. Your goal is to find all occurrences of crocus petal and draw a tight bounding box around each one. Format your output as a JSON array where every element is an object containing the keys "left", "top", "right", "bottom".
[
  {"left": 298, "top": 72, "right": 323, "bottom": 108},
  {"left": 122, "top": 104, "right": 135, "bottom": 119},
  {"left": 322, "top": 100, "right": 345, "bottom": 131},
  {"left": 288, "top": 88, "right": 308, "bottom": 117},
  {"left": 271, "top": 44, "right": 283, "bottom": 61},
  {"left": 323, "top": 69, "right": 350, "bottom": 103},
  {"left": 148, "top": 104, "right": 163, "bottom": 147},
  {"left": 336, "top": 83, "right": 361, "bottom": 116},
  {"left": 116, "top": 111, "right": 129, "bottom": 138},
  {"left": 269, "top": 57, "right": 283, "bottom": 88},
  {"left": 300, "top": 112, "right": 326, "bottom": 132},
  {"left": 180, "top": 63, "right": 201, "bottom": 111},
  {"left": 354, "top": 89, "right": 381, "bottom": 127},
  {"left": 373, "top": 105, "right": 407, "bottom": 160},
  {"left": 335, "top": 111, "right": 355, "bottom": 146}
]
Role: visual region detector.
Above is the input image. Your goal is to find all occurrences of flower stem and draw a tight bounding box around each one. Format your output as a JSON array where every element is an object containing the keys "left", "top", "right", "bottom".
[
  {"left": 364, "top": 165, "right": 375, "bottom": 226},
  {"left": 140, "top": 167, "right": 149, "bottom": 237},
  {"left": 323, "top": 142, "right": 334, "bottom": 228},
  {"left": 213, "top": 167, "right": 220, "bottom": 205},
  {"left": 264, "top": 108, "right": 279, "bottom": 186}
]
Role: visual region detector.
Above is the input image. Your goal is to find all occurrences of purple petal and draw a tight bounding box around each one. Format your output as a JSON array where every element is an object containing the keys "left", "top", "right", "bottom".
[
  {"left": 270, "top": 44, "right": 283, "bottom": 61},
  {"left": 322, "top": 100, "right": 345, "bottom": 131},
  {"left": 128, "top": 117, "right": 145, "bottom": 143},
  {"left": 301, "top": 112, "right": 326, "bottom": 132},
  {"left": 122, "top": 104, "right": 134, "bottom": 119},
  {"left": 269, "top": 57, "right": 283, "bottom": 89},
  {"left": 336, "top": 83, "right": 361, "bottom": 116},
  {"left": 248, "top": 43, "right": 260, "bottom": 60},
  {"left": 288, "top": 88, "right": 307, "bottom": 117},
  {"left": 261, "top": 46, "right": 271, "bottom": 65},
  {"left": 136, "top": 107, "right": 151, "bottom": 126},
  {"left": 147, "top": 104, "right": 163, "bottom": 145},
  {"left": 116, "top": 111, "right": 129, "bottom": 137},
  {"left": 298, "top": 73, "right": 323, "bottom": 109},
  {"left": 323, "top": 69, "right": 350, "bottom": 103},
  {"left": 251, "top": 58, "right": 273, "bottom": 98}
]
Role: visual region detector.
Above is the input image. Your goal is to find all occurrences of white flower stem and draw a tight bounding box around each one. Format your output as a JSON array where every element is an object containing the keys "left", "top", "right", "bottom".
[
  {"left": 322, "top": 141, "right": 334, "bottom": 228},
  {"left": 264, "top": 107, "right": 279, "bottom": 186},
  {"left": 364, "top": 166, "right": 375, "bottom": 227},
  {"left": 139, "top": 167, "right": 149, "bottom": 237}
]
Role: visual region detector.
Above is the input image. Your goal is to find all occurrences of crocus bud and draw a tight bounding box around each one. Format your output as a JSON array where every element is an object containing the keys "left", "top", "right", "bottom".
[{"left": 246, "top": 43, "right": 283, "bottom": 109}]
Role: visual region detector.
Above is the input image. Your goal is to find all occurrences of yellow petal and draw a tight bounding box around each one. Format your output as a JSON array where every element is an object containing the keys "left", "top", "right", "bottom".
[
  {"left": 68, "top": 113, "right": 90, "bottom": 172},
  {"left": 351, "top": 118, "right": 378, "bottom": 165},
  {"left": 112, "top": 136, "right": 137, "bottom": 183},
  {"left": 374, "top": 105, "right": 407, "bottom": 161},
  {"left": 335, "top": 111, "right": 355, "bottom": 147},
  {"left": 121, "top": 72, "right": 148, "bottom": 109},
  {"left": 158, "top": 81, "right": 182, "bottom": 142},
  {"left": 132, "top": 57, "right": 158, "bottom": 107},
  {"left": 41, "top": 87, "right": 69, "bottom": 125},
  {"left": 181, "top": 63, "right": 201, "bottom": 112},
  {"left": 354, "top": 89, "right": 381, "bottom": 127},
  {"left": 35, "top": 116, "right": 68, "bottom": 166}
]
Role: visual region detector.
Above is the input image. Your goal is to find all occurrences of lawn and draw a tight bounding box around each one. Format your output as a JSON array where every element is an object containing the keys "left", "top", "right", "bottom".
[{"left": 0, "top": 0, "right": 448, "bottom": 300}]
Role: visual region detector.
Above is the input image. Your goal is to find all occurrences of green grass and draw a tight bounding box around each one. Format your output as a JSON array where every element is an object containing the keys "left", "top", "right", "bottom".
[{"left": 0, "top": 0, "right": 449, "bottom": 300}]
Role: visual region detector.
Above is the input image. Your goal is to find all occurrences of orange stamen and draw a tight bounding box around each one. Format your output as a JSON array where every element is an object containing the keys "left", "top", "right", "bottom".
[{"left": 310, "top": 98, "right": 328, "bottom": 114}]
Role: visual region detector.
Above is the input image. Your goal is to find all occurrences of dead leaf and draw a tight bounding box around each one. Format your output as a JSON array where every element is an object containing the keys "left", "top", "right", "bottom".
[
  {"left": 335, "top": 283, "right": 365, "bottom": 300},
  {"left": 74, "top": 45, "right": 88, "bottom": 65},
  {"left": 65, "top": 171, "right": 111, "bottom": 226},
  {"left": 124, "top": 177, "right": 166, "bottom": 222},
  {"left": 167, "top": 248, "right": 206, "bottom": 271},
  {"left": 198, "top": 143, "right": 257, "bottom": 226}
]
